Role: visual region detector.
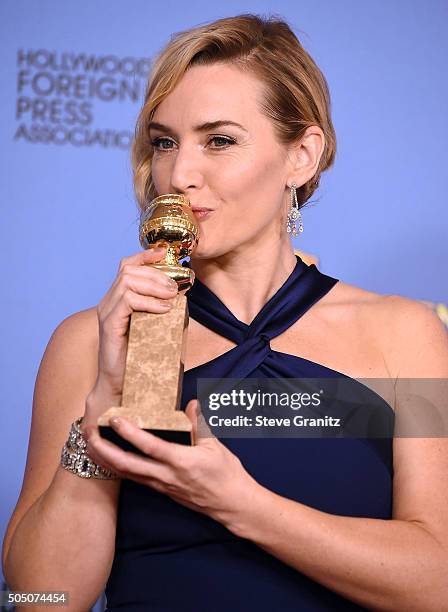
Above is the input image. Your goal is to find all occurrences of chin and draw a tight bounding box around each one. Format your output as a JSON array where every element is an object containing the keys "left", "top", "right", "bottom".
[
  {"left": 190, "top": 242, "right": 226, "bottom": 261},
  {"left": 189, "top": 247, "right": 210, "bottom": 261},
  {"left": 190, "top": 239, "right": 210, "bottom": 258}
]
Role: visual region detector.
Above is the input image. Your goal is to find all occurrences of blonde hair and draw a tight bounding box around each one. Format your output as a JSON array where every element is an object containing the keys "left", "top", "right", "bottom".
[{"left": 132, "top": 13, "right": 336, "bottom": 211}]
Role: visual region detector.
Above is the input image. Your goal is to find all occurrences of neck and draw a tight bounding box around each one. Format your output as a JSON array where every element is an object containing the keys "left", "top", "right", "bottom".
[{"left": 189, "top": 241, "right": 298, "bottom": 325}]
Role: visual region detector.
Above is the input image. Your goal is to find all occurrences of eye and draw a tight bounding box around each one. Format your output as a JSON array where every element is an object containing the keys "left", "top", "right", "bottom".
[
  {"left": 208, "top": 135, "right": 236, "bottom": 149},
  {"left": 150, "top": 135, "right": 237, "bottom": 152},
  {"left": 151, "top": 137, "right": 175, "bottom": 151}
]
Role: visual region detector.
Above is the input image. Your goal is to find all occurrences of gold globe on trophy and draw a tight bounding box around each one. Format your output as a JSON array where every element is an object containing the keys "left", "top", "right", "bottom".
[{"left": 98, "top": 194, "right": 200, "bottom": 448}]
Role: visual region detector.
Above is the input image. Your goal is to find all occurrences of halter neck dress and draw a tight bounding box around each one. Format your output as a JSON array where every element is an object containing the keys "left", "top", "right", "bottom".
[{"left": 105, "top": 255, "right": 394, "bottom": 611}]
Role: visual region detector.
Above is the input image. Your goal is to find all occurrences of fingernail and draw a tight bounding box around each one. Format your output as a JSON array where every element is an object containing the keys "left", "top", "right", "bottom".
[{"left": 110, "top": 417, "right": 122, "bottom": 428}]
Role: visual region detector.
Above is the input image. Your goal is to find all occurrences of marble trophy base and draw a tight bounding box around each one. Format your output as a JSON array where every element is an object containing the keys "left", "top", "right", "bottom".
[{"left": 98, "top": 293, "right": 193, "bottom": 452}]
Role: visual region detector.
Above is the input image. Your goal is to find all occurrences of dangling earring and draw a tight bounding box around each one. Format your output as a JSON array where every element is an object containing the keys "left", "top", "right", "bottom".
[{"left": 286, "top": 182, "right": 304, "bottom": 236}]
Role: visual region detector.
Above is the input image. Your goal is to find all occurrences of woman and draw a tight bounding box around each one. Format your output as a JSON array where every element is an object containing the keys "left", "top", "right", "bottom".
[{"left": 3, "top": 13, "right": 448, "bottom": 612}]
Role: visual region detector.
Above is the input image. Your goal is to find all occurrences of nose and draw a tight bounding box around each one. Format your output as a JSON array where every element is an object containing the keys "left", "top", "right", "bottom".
[{"left": 170, "top": 143, "right": 205, "bottom": 193}]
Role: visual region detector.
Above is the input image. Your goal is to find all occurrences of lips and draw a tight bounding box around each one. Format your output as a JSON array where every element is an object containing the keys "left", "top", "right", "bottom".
[{"left": 191, "top": 207, "right": 213, "bottom": 220}]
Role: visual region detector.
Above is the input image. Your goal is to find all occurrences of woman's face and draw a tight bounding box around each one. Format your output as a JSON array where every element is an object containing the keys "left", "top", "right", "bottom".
[{"left": 149, "top": 62, "right": 293, "bottom": 259}]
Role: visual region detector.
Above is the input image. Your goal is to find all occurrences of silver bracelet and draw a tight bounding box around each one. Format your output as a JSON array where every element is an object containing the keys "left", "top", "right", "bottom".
[{"left": 60, "top": 417, "right": 118, "bottom": 480}]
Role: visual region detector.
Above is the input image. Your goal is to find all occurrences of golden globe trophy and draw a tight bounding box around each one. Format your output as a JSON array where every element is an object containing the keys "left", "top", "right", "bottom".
[{"left": 98, "top": 194, "right": 200, "bottom": 449}]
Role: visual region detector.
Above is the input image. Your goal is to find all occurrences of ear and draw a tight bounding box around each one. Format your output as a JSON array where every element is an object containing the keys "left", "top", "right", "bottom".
[{"left": 286, "top": 125, "right": 325, "bottom": 187}]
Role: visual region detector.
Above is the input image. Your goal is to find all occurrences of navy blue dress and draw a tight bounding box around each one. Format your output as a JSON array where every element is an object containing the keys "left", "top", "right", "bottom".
[{"left": 105, "top": 256, "right": 394, "bottom": 611}]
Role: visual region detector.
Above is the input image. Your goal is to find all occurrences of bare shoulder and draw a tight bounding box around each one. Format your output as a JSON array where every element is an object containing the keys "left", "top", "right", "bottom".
[
  {"left": 326, "top": 278, "right": 440, "bottom": 321},
  {"left": 329, "top": 280, "right": 448, "bottom": 378},
  {"left": 379, "top": 292, "right": 448, "bottom": 378},
  {"left": 29, "top": 304, "right": 100, "bottom": 447},
  {"left": 33, "top": 305, "right": 100, "bottom": 432},
  {"left": 318, "top": 279, "right": 397, "bottom": 326},
  {"left": 37, "top": 306, "right": 100, "bottom": 395},
  {"left": 325, "top": 279, "right": 392, "bottom": 308},
  {"left": 50, "top": 305, "right": 99, "bottom": 347}
]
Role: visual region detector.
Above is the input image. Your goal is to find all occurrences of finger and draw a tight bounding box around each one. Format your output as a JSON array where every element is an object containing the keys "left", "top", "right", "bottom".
[
  {"left": 117, "top": 260, "right": 177, "bottom": 292},
  {"left": 88, "top": 427, "right": 173, "bottom": 480},
  {"left": 195, "top": 399, "right": 216, "bottom": 442},
  {"left": 103, "top": 245, "right": 169, "bottom": 309},
  {"left": 184, "top": 400, "right": 199, "bottom": 445},
  {"left": 115, "top": 274, "right": 178, "bottom": 303},
  {"left": 100, "top": 285, "right": 177, "bottom": 326},
  {"left": 117, "top": 263, "right": 177, "bottom": 283},
  {"left": 118, "top": 246, "right": 167, "bottom": 274},
  {"left": 109, "top": 417, "right": 189, "bottom": 464},
  {"left": 103, "top": 276, "right": 178, "bottom": 318},
  {"left": 85, "top": 428, "right": 128, "bottom": 477},
  {"left": 100, "top": 265, "right": 177, "bottom": 320}
]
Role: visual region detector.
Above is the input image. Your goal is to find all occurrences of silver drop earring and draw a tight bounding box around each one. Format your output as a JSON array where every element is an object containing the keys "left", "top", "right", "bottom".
[{"left": 287, "top": 182, "right": 304, "bottom": 236}]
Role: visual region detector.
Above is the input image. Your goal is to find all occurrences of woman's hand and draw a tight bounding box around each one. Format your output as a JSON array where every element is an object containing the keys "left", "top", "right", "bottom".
[
  {"left": 83, "top": 246, "right": 179, "bottom": 434},
  {"left": 85, "top": 399, "right": 260, "bottom": 526}
]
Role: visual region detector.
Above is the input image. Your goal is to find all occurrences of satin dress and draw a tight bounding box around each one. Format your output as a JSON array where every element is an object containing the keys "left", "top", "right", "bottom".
[{"left": 105, "top": 256, "right": 394, "bottom": 611}]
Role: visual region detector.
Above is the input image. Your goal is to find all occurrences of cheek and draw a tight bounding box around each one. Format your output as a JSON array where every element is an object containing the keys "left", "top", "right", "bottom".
[
  {"left": 151, "top": 157, "right": 172, "bottom": 193},
  {"left": 217, "top": 151, "right": 272, "bottom": 187},
  {"left": 212, "top": 154, "right": 284, "bottom": 218}
]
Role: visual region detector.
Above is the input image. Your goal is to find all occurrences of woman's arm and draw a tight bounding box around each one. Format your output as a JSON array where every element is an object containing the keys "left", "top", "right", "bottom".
[
  {"left": 2, "top": 310, "right": 121, "bottom": 612},
  {"left": 221, "top": 448, "right": 447, "bottom": 611},
  {"left": 4, "top": 246, "right": 183, "bottom": 611},
  {"left": 219, "top": 299, "right": 448, "bottom": 611}
]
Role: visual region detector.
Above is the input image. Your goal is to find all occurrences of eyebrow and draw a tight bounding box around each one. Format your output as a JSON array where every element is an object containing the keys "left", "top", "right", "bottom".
[{"left": 148, "top": 119, "right": 248, "bottom": 134}]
